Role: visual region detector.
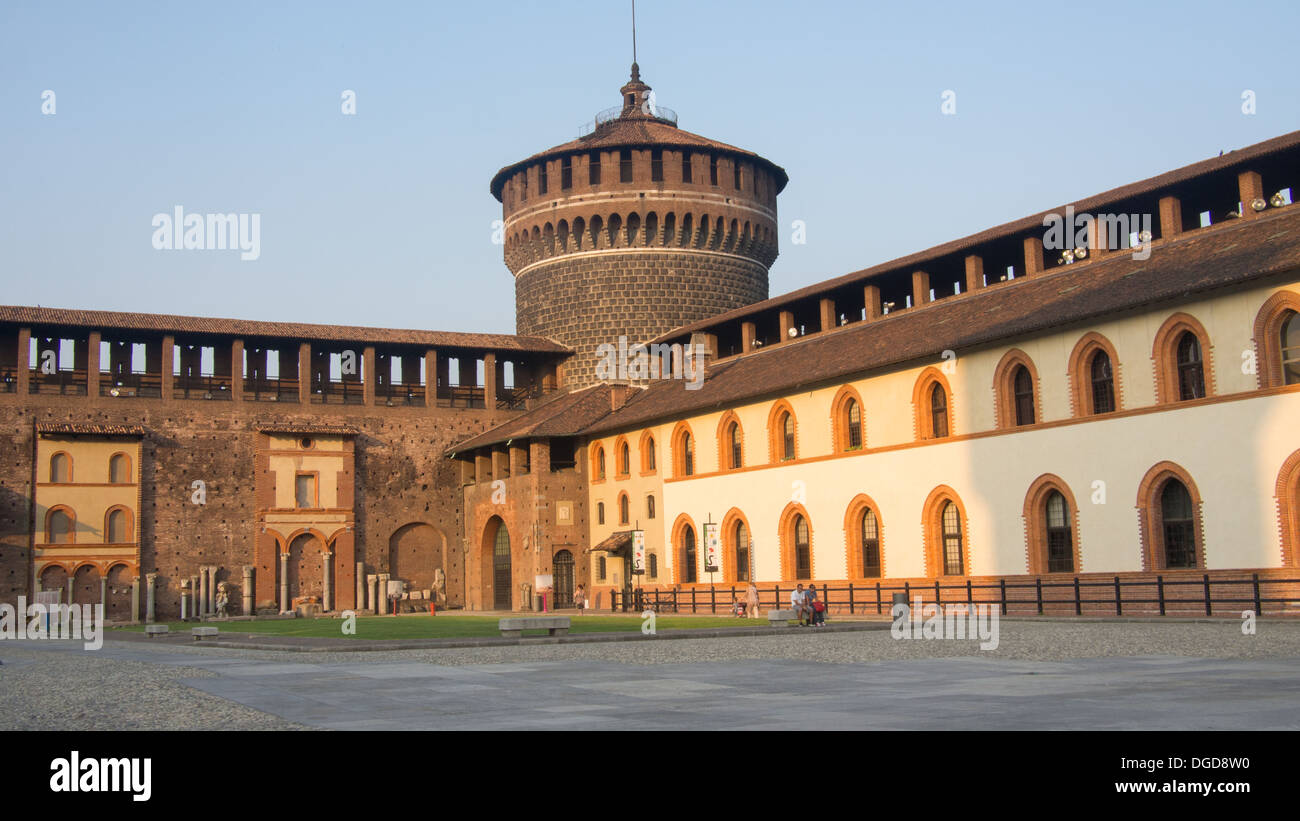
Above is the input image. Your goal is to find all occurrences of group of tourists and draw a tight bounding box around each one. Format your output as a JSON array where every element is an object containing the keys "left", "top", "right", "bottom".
[{"left": 790, "top": 583, "right": 827, "bottom": 627}]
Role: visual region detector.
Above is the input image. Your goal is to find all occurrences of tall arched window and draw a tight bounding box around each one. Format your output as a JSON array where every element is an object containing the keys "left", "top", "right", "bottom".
[
  {"left": 1176, "top": 332, "right": 1206, "bottom": 400},
  {"left": 682, "top": 432, "right": 694, "bottom": 476},
  {"left": 47, "top": 508, "right": 74, "bottom": 544},
  {"left": 793, "top": 515, "right": 811, "bottom": 579},
  {"left": 727, "top": 420, "right": 743, "bottom": 469},
  {"left": 595, "top": 446, "right": 606, "bottom": 480},
  {"left": 646, "top": 437, "right": 656, "bottom": 471},
  {"left": 781, "top": 413, "right": 796, "bottom": 460},
  {"left": 1161, "top": 480, "right": 1197, "bottom": 568},
  {"left": 106, "top": 508, "right": 130, "bottom": 543},
  {"left": 681, "top": 526, "right": 698, "bottom": 584},
  {"left": 619, "top": 442, "right": 630, "bottom": 476},
  {"left": 734, "top": 520, "right": 750, "bottom": 583},
  {"left": 930, "top": 384, "right": 949, "bottom": 438},
  {"left": 941, "top": 502, "right": 963, "bottom": 575},
  {"left": 1282, "top": 311, "right": 1300, "bottom": 385},
  {"left": 619, "top": 493, "right": 629, "bottom": 525},
  {"left": 846, "top": 399, "right": 862, "bottom": 450},
  {"left": 1013, "top": 365, "right": 1036, "bottom": 425},
  {"left": 50, "top": 452, "right": 71, "bottom": 483},
  {"left": 860, "top": 508, "right": 881, "bottom": 578},
  {"left": 1090, "top": 351, "right": 1115, "bottom": 414},
  {"left": 597, "top": 502, "right": 605, "bottom": 525},
  {"left": 1045, "top": 491, "right": 1073, "bottom": 573},
  {"left": 109, "top": 453, "right": 131, "bottom": 483}
]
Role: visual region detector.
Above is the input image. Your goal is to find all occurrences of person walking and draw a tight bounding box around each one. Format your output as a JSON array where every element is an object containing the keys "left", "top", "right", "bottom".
[
  {"left": 746, "top": 582, "right": 760, "bottom": 619},
  {"left": 573, "top": 584, "right": 586, "bottom": 615}
]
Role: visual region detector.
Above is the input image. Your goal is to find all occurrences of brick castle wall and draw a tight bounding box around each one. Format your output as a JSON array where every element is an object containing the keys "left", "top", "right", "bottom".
[{"left": 0, "top": 394, "right": 513, "bottom": 620}]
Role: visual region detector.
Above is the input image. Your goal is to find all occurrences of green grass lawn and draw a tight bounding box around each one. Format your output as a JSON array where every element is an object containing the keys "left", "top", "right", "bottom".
[{"left": 114, "top": 613, "right": 776, "bottom": 640}]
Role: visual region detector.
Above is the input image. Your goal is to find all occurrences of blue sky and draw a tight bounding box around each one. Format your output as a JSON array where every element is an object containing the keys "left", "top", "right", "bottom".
[{"left": 2, "top": 0, "right": 1297, "bottom": 336}]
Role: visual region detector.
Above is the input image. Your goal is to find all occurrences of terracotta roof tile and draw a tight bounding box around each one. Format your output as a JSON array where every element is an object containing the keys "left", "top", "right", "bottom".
[
  {"left": 586, "top": 206, "right": 1300, "bottom": 436},
  {"left": 448, "top": 383, "right": 626, "bottom": 453}
]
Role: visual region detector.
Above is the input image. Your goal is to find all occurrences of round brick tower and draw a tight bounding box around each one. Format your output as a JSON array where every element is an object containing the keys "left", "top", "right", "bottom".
[{"left": 490, "top": 64, "right": 788, "bottom": 389}]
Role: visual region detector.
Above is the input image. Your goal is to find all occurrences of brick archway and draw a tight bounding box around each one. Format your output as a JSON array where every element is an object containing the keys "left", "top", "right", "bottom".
[
  {"left": 1135, "top": 461, "right": 1206, "bottom": 571},
  {"left": 720, "top": 508, "right": 753, "bottom": 583},
  {"left": 843, "top": 493, "right": 885, "bottom": 578},
  {"left": 992, "top": 348, "right": 1042, "bottom": 429},
  {"left": 830, "top": 385, "right": 866, "bottom": 452},
  {"left": 1275, "top": 449, "right": 1300, "bottom": 567},
  {"left": 922, "top": 485, "right": 970, "bottom": 577},
  {"left": 1067, "top": 332, "right": 1124, "bottom": 416},
  {"left": 1151, "top": 312, "right": 1215, "bottom": 403},
  {"left": 671, "top": 513, "right": 698, "bottom": 584},
  {"left": 777, "top": 502, "right": 814, "bottom": 581},
  {"left": 1022, "top": 474, "right": 1083, "bottom": 574},
  {"left": 912, "top": 367, "right": 954, "bottom": 440},
  {"left": 1252, "top": 289, "right": 1300, "bottom": 388}
]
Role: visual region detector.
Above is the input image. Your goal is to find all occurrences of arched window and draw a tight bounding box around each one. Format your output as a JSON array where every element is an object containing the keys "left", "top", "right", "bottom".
[
  {"left": 50, "top": 452, "right": 71, "bottom": 483},
  {"left": 1176, "top": 332, "right": 1206, "bottom": 400},
  {"left": 1012, "top": 365, "right": 1036, "bottom": 425},
  {"left": 1282, "top": 311, "right": 1300, "bottom": 385},
  {"left": 941, "top": 502, "right": 963, "bottom": 576},
  {"left": 727, "top": 420, "right": 743, "bottom": 469},
  {"left": 734, "top": 520, "right": 750, "bottom": 583},
  {"left": 1045, "top": 491, "right": 1072, "bottom": 573},
  {"left": 619, "top": 493, "right": 629, "bottom": 525},
  {"left": 930, "top": 384, "right": 949, "bottom": 438},
  {"left": 860, "top": 508, "right": 881, "bottom": 578},
  {"left": 109, "top": 453, "right": 131, "bottom": 483},
  {"left": 781, "top": 413, "right": 796, "bottom": 460},
  {"left": 1161, "top": 480, "right": 1197, "bottom": 568},
  {"left": 793, "top": 515, "right": 811, "bottom": 579},
  {"left": 846, "top": 399, "right": 862, "bottom": 450},
  {"left": 596, "top": 502, "right": 605, "bottom": 525},
  {"left": 106, "top": 508, "right": 130, "bottom": 543},
  {"left": 47, "top": 508, "right": 74, "bottom": 544},
  {"left": 681, "top": 526, "right": 698, "bottom": 584},
  {"left": 1090, "top": 351, "right": 1116, "bottom": 414},
  {"left": 618, "top": 442, "right": 630, "bottom": 476},
  {"left": 646, "top": 437, "right": 656, "bottom": 471},
  {"left": 682, "top": 433, "right": 694, "bottom": 476},
  {"left": 595, "top": 446, "right": 606, "bottom": 480},
  {"left": 646, "top": 494, "right": 656, "bottom": 519}
]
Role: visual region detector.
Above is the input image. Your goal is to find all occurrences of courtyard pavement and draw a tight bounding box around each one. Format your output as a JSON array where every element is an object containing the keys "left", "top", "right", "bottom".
[{"left": 3, "top": 621, "right": 1299, "bottom": 730}]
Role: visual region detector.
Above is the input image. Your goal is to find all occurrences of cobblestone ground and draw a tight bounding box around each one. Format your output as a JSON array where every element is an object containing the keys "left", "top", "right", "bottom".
[{"left": 2, "top": 620, "right": 1297, "bottom": 730}]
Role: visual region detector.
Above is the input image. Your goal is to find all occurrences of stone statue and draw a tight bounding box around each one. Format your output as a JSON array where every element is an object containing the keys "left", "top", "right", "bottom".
[
  {"left": 433, "top": 568, "right": 446, "bottom": 606},
  {"left": 521, "top": 582, "right": 532, "bottom": 611},
  {"left": 215, "top": 582, "right": 230, "bottom": 617}
]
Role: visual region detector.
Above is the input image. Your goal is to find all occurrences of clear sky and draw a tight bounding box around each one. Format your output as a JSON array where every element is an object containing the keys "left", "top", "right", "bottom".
[{"left": 2, "top": 0, "right": 1297, "bottom": 336}]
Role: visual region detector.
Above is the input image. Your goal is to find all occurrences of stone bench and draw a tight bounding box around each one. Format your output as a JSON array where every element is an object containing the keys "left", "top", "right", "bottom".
[
  {"left": 191, "top": 626, "right": 220, "bottom": 641},
  {"left": 144, "top": 625, "right": 170, "bottom": 638},
  {"left": 768, "top": 609, "right": 796, "bottom": 626},
  {"left": 499, "top": 616, "right": 570, "bottom": 639}
]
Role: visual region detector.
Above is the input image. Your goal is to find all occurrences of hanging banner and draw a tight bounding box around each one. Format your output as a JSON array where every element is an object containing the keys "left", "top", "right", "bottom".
[
  {"left": 703, "top": 522, "right": 720, "bottom": 573},
  {"left": 632, "top": 530, "right": 646, "bottom": 575}
]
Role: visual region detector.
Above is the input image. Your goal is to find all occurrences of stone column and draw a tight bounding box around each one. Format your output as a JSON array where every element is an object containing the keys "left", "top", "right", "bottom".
[
  {"left": 199, "top": 567, "right": 209, "bottom": 619},
  {"left": 355, "top": 563, "right": 366, "bottom": 612},
  {"left": 242, "top": 566, "right": 255, "bottom": 616},
  {"left": 66, "top": 578, "right": 74, "bottom": 605},
  {"left": 181, "top": 584, "right": 188, "bottom": 620},
  {"left": 207, "top": 566, "right": 218, "bottom": 613},
  {"left": 130, "top": 577, "right": 140, "bottom": 624},
  {"left": 145, "top": 573, "right": 157, "bottom": 624},
  {"left": 367, "top": 574, "right": 379, "bottom": 615},
  {"left": 191, "top": 574, "right": 201, "bottom": 617},
  {"left": 322, "top": 552, "right": 333, "bottom": 612},
  {"left": 378, "top": 573, "right": 390, "bottom": 615},
  {"left": 279, "top": 553, "right": 290, "bottom": 613},
  {"left": 99, "top": 576, "right": 107, "bottom": 609}
]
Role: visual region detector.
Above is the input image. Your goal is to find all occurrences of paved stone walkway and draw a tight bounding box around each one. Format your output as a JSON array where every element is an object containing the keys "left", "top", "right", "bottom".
[{"left": 6, "top": 630, "right": 1298, "bottom": 730}]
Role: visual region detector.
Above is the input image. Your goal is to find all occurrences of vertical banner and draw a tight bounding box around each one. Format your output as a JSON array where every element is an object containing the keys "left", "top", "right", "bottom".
[
  {"left": 703, "top": 522, "right": 720, "bottom": 573},
  {"left": 632, "top": 530, "right": 646, "bottom": 575}
]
